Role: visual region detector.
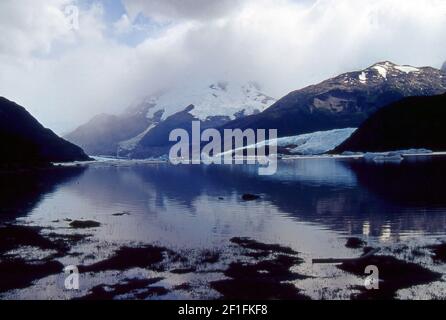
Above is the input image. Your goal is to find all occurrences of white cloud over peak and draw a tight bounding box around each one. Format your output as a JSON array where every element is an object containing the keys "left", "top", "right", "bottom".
[
  {"left": 1, "top": 0, "right": 446, "bottom": 134},
  {"left": 122, "top": 0, "right": 243, "bottom": 22},
  {"left": 0, "top": 0, "right": 74, "bottom": 57}
]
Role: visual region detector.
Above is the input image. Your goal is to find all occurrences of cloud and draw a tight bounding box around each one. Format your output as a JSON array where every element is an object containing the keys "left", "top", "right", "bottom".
[
  {"left": 1, "top": 0, "right": 446, "bottom": 134},
  {"left": 113, "top": 14, "right": 133, "bottom": 34},
  {"left": 122, "top": 0, "right": 243, "bottom": 22},
  {"left": 0, "top": 0, "right": 80, "bottom": 58}
]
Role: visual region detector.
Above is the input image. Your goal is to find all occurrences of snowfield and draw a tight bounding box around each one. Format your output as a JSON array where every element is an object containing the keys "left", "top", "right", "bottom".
[
  {"left": 394, "top": 65, "right": 420, "bottom": 74},
  {"left": 356, "top": 62, "right": 422, "bottom": 84},
  {"left": 144, "top": 81, "right": 276, "bottom": 121},
  {"left": 359, "top": 72, "right": 367, "bottom": 84},
  {"left": 373, "top": 65, "right": 388, "bottom": 79}
]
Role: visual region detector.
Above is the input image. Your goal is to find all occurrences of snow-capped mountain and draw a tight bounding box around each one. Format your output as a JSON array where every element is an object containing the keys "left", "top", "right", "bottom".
[
  {"left": 222, "top": 61, "right": 446, "bottom": 138},
  {"left": 145, "top": 81, "right": 274, "bottom": 121},
  {"left": 65, "top": 82, "right": 276, "bottom": 157},
  {"left": 66, "top": 61, "right": 446, "bottom": 159}
]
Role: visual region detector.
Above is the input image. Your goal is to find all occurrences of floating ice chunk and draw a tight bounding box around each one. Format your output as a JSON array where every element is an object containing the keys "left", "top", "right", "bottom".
[
  {"left": 371, "top": 154, "right": 403, "bottom": 163},
  {"left": 389, "top": 149, "right": 433, "bottom": 156},
  {"left": 362, "top": 149, "right": 433, "bottom": 163}
]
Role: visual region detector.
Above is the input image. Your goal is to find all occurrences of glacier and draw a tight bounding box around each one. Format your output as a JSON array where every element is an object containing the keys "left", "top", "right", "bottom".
[
  {"left": 219, "top": 128, "right": 357, "bottom": 157},
  {"left": 277, "top": 128, "right": 357, "bottom": 155}
]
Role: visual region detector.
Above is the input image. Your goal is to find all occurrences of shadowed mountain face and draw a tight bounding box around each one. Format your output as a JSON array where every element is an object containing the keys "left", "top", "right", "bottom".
[
  {"left": 0, "top": 97, "right": 91, "bottom": 166},
  {"left": 64, "top": 111, "right": 159, "bottom": 156},
  {"left": 335, "top": 93, "right": 446, "bottom": 153},
  {"left": 222, "top": 62, "right": 446, "bottom": 138},
  {"left": 442, "top": 61, "right": 446, "bottom": 73}
]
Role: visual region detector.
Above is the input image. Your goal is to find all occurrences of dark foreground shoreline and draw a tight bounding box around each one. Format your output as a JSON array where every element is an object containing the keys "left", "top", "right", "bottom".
[{"left": 0, "top": 221, "right": 444, "bottom": 300}]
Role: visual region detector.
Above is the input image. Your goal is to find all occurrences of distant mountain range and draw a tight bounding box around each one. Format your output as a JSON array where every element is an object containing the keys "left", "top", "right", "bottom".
[
  {"left": 335, "top": 93, "right": 446, "bottom": 153},
  {"left": 65, "top": 61, "right": 446, "bottom": 158},
  {"left": 0, "top": 97, "right": 90, "bottom": 167},
  {"left": 222, "top": 61, "right": 446, "bottom": 137},
  {"left": 65, "top": 82, "right": 275, "bottom": 158},
  {"left": 3, "top": 60, "right": 445, "bottom": 167}
]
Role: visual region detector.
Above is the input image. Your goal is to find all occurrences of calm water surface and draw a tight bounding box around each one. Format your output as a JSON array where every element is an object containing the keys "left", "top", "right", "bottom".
[
  {"left": 2, "top": 157, "right": 446, "bottom": 299},
  {"left": 21, "top": 157, "right": 446, "bottom": 243}
]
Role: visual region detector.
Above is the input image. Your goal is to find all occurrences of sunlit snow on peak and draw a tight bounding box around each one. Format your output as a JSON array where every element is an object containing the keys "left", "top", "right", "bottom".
[
  {"left": 394, "top": 65, "right": 420, "bottom": 74},
  {"left": 143, "top": 82, "right": 277, "bottom": 121},
  {"left": 372, "top": 65, "right": 388, "bottom": 79}
]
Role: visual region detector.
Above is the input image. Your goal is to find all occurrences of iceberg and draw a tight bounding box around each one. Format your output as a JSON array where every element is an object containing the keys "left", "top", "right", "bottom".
[{"left": 363, "top": 149, "right": 433, "bottom": 163}]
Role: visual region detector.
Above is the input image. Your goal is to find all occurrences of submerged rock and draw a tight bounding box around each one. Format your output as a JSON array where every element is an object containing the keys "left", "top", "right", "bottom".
[
  {"left": 173, "top": 283, "right": 192, "bottom": 291},
  {"left": 427, "top": 243, "right": 446, "bottom": 262},
  {"left": 112, "top": 211, "right": 130, "bottom": 217},
  {"left": 345, "top": 237, "right": 366, "bottom": 249},
  {"left": 170, "top": 267, "right": 196, "bottom": 274},
  {"left": 230, "top": 237, "right": 297, "bottom": 255},
  {"left": 199, "top": 249, "right": 221, "bottom": 264},
  {"left": 241, "top": 194, "right": 260, "bottom": 201},
  {"left": 69, "top": 220, "right": 101, "bottom": 229}
]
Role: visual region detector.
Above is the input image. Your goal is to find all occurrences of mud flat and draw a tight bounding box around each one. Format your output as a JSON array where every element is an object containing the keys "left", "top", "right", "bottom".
[
  {"left": 338, "top": 253, "right": 442, "bottom": 299},
  {"left": 1, "top": 220, "right": 445, "bottom": 300}
]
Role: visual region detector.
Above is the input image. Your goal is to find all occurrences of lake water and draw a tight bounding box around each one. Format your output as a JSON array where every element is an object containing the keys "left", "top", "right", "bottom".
[{"left": 2, "top": 156, "right": 446, "bottom": 299}]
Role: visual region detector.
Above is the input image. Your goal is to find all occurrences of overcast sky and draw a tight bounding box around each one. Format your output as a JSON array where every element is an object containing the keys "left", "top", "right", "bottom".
[{"left": 1, "top": 0, "right": 446, "bottom": 134}]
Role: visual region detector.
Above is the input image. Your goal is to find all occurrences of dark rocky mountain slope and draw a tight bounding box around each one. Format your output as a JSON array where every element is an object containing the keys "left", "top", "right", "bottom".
[
  {"left": 335, "top": 93, "right": 446, "bottom": 153},
  {"left": 0, "top": 97, "right": 91, "bottom": 167}
]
